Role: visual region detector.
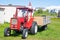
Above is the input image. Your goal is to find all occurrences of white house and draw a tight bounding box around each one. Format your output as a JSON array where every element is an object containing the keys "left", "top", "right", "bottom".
[
  {"left": 0, "top": 5, "right": 22, "bottom": 24},
  {"left": 0, "top": 8, "right": 5, "bottom": 24}
]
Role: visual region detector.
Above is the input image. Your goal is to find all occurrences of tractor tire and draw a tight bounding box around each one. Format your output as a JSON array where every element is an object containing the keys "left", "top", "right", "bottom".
[
  {"left": 4, "top": 27, "right": 11, "bottom": 36},
  {"left": 42, "top": 25, "right": 47, "bottom": 30},
  {"left": 22, "top": 29, "right": 28, "bottom": 39},
  {"left": 30, "top": 21, "right": 38, "bottom": 34}
]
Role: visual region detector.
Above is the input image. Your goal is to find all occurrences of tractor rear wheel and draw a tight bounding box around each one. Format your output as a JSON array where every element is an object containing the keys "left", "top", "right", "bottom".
[
  {"left": 30, "top": 21, "right": 38, "bottom": 34},
  {"left": 22, "top": 29, "right": 28, "bottom": 39},
  {"left": 4, "top": 27, "right": 11, "bottom": 36}
]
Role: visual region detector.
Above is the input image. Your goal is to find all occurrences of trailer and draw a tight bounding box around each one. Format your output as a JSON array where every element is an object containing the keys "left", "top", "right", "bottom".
[{"left": 34, "top": 16, "right": 51, "bottom": 30}]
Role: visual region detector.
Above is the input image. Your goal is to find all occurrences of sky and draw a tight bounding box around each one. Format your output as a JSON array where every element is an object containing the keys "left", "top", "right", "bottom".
[{"left": 0, "top": 0, "right": 60, "bottom": 8}]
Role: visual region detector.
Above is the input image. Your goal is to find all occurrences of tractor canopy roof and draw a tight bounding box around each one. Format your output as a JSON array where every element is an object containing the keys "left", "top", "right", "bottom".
[{"left": 16, "top": 6, "right": 33, "bottom": 11}]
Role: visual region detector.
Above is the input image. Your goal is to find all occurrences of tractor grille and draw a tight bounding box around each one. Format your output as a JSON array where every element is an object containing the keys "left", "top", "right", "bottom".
[{"left": 12, "top": 19, "right": 17, "bottom": 24}]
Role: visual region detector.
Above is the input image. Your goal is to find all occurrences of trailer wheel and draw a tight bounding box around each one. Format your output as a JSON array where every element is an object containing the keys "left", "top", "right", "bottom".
[
  {"left": 22, "top": 29, "right": 28, "bottom": 39},
  {"left": 4, "top": 27, "right": 11, "bottom": 36},
  {"left": 42, "top": 25, "right": 47, "bottom": 30},
  {"left": 30, "top": 21, "right": 38, "bottom": 34},
  {"left": 44, "top": 25, "right": 47, "bottom": 30}
]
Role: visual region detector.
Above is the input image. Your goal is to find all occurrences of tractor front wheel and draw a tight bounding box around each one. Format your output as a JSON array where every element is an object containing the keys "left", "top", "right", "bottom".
[
  {"left": 22, "top": 29, "right": 28, "bottom": 39},
  {"left": 4, "top": 27, "right": 11, "bottom": 36}
]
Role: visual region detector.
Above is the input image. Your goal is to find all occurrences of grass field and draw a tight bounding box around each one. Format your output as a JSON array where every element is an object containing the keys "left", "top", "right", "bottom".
[{"left": 0, "top": 18, "right": 60, "bottom": 40}]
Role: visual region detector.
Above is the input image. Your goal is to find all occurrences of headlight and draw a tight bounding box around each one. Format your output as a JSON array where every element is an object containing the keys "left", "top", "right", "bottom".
[{"left": 12, "top": 19, "right": 17, "bottom": 24}]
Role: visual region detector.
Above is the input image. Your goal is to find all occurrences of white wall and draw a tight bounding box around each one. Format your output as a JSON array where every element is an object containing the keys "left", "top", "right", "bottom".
[
  {"left": 0, "top": 7, "right": 16, "bottom": 23},
  {"left": 4, "top": 7, "right": 16, "bottom": 22},
  {"left": 0, "top": 9, "right": 4, "bottom": 24}
]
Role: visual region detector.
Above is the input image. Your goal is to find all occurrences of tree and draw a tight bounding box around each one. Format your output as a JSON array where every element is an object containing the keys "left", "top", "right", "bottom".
[
  {"left": 37, "top": 8, "right": 43, "bottom": 14},
  {"left": 8, "top": 4, "right": 12, "bottom": 6}
]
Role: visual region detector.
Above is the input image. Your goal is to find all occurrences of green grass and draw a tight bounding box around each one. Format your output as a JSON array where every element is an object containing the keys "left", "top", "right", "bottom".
[{"left": 0, "top": 18, "right": 60, "bottom": 40}]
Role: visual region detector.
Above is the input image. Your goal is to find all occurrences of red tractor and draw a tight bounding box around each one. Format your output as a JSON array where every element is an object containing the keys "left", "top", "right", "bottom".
[{"left": 4, "top": 6, "right": 38, "bottom": 39}]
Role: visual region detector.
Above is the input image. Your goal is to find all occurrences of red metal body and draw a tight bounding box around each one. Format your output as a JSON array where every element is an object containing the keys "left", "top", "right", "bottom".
[{"left": 10, "top": 7, "right": 34, "bottom": 31}]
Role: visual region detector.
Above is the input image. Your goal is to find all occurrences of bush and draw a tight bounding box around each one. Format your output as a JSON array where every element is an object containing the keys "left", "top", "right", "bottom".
[{"left": 33, "top": 8, "right": 57, "bottom": 17}]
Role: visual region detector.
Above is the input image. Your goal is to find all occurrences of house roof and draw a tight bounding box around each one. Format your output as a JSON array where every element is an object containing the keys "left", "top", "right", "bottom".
[{"left": 0, "top": 5, "right": 25, "bottom": 7}]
